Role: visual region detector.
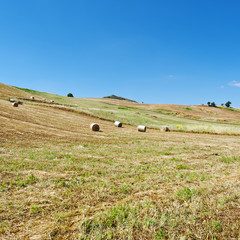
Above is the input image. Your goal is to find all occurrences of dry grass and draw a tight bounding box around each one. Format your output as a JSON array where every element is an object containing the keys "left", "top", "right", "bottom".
[
  {"left": 0, "top": 85, "right": 239, "bottom": 239},
  {"left": 0, "top": 83, "right": 32, "bottom": 100},
  {"left": 12, "top": 85, "right": 240, "bottom": 132}
]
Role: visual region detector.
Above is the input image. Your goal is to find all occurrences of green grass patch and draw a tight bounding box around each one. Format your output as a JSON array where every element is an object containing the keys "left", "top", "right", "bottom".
[
  {"left": 175, "top": 164, "right": 189, "bottom": 170},
  {"left": 175, "top": 187, "right": 196, "bottom": 201},
  {"left": 221, "top": 156, "right": 240, "bottom": 163},
  {"left": 14, "top": 87, "right": 39, "bottom": 94}
]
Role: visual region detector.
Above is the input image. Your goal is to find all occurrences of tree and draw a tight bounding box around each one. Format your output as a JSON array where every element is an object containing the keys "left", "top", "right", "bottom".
[
  {"left": 67, "top": 93, "right": 74, "bottom": 97},
  {"left": 211, "top": 102, "right": 216, "bottom": 107},
  {"left": 225, "top": 101, "right": 231, "bottom": 108},
  {"left": 207, "top": 102, "right": 216, "bottom": 107}
]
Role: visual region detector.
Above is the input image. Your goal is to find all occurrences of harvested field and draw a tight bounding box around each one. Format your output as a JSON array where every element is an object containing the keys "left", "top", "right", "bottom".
[
  {"left": 0, "top": 84, "right": 239, "bottom": 239},
  {"left": 11, "top": 86, "right": 240, "bottom": 134}
]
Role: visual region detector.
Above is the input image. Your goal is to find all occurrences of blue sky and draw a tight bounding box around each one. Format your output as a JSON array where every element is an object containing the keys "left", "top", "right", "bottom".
[{"left": 1, "top": 0, "right": 240, "bottom": 106}]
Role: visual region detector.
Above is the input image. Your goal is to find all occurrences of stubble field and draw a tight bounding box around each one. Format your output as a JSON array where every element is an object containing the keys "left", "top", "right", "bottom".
[{"left": 0, "top": 84, "right": 239, "bottom": 239}]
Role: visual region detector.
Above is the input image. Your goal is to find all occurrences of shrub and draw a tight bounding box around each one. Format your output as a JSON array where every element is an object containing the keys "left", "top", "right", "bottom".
[
  {"left": 207, "top": 102, "right": 216, "bottom": 107},
  {"left": 67, "top": 93, "right": 74, "bottom": 97},
  {"left": 225, "top": 101, "right": 231, "bottom": 108},
  {"left": 211, "top": 102, "right": 216, "bottom": 107}
]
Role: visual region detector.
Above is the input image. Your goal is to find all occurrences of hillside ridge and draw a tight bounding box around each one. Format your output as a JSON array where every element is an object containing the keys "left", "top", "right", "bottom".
[
  {"left": 103, "top": 94, "right": 137, "bottom": 103},
  {"left": 1, "top": 83, "right": 240, "bottom": 134}
]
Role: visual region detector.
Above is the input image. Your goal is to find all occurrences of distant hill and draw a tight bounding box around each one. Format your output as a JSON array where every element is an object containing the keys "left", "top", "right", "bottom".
[{"left": 103, "top": 94, "right": 137, "bottom": 103}]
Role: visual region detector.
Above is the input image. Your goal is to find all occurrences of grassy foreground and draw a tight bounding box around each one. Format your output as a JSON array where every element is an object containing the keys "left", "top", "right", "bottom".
[{"left": 1, "top": 126, "right": 240, "bottom": 239}]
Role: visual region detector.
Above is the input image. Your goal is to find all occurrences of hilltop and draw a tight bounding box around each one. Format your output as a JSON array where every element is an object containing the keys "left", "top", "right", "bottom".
[{"left": 103, "top": 94, "right": 137, "bottom": 103}]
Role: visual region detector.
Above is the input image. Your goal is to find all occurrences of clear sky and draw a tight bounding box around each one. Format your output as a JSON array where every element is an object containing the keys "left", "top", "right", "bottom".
[{"left": 1, "top": 0, "right": 240, "bottom": 106}]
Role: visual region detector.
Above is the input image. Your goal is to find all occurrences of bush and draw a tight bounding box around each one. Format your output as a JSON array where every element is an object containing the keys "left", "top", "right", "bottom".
[
  {"left": 207, "top": 102, "right": 216, "bottom": 107},
  {"left": 67, "top": 93, "right": 74, "bottom": 97},
  {"left": 225, "top": 101, "right": 231, "bottom": 108},
  {"left": 211, "top": 102, "right": 216, "bottom": 107}
]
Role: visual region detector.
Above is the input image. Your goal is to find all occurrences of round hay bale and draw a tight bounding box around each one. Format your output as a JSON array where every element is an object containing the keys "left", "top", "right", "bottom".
[
  {"left": 9, "top": 99, "right": 15, "bottom": 103},
  {"left": 42, "top": 98, "right": 46, "bottom": 101},
  {"left": 30, "top": 96, "right": 34, "bottom": 100},
  {"left": 138, "top": 125, "right": 146, "bottom": 132},
  {"left": 12, "top": 102, "right": 18, "bottom": 107},
  {"left": 114, "top": 121, "right": 122, "bottom": 127},
  {"left": 90, "top": 123, "right": 100, "bottom": 131},
  {"left": 161, "top": 126, "right": 169, "bottom": 132},
  {"left": 18, "top": 101, "right": 23, "bottom": 105}
]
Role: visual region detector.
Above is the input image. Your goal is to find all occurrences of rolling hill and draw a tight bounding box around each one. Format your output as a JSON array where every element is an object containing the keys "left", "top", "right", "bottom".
[
  {"left": 2, "top": 83, "right": 240, "bottom": 135},
  {"left": 0, "top": 82, "right": 239, "bottom": 239}
]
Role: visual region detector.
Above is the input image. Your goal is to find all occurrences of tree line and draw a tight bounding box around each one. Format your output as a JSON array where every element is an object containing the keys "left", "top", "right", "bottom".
[{"left": 207, "top": 101, "right": 231, "bottom": 107}]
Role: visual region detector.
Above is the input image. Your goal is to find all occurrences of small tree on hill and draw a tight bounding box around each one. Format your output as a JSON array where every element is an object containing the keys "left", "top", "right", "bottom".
[
  {"left": 207, "top": 102, "right": 216, "bottom": 107},
  {"left": 225, "top": 101, "right": 231, "bottom": 108},
  {"left": 67, "top": 93, "right": 74, "bottom": 97},
  {"left": 211, "top": 102, "right": 216, "bottom": 107}
]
